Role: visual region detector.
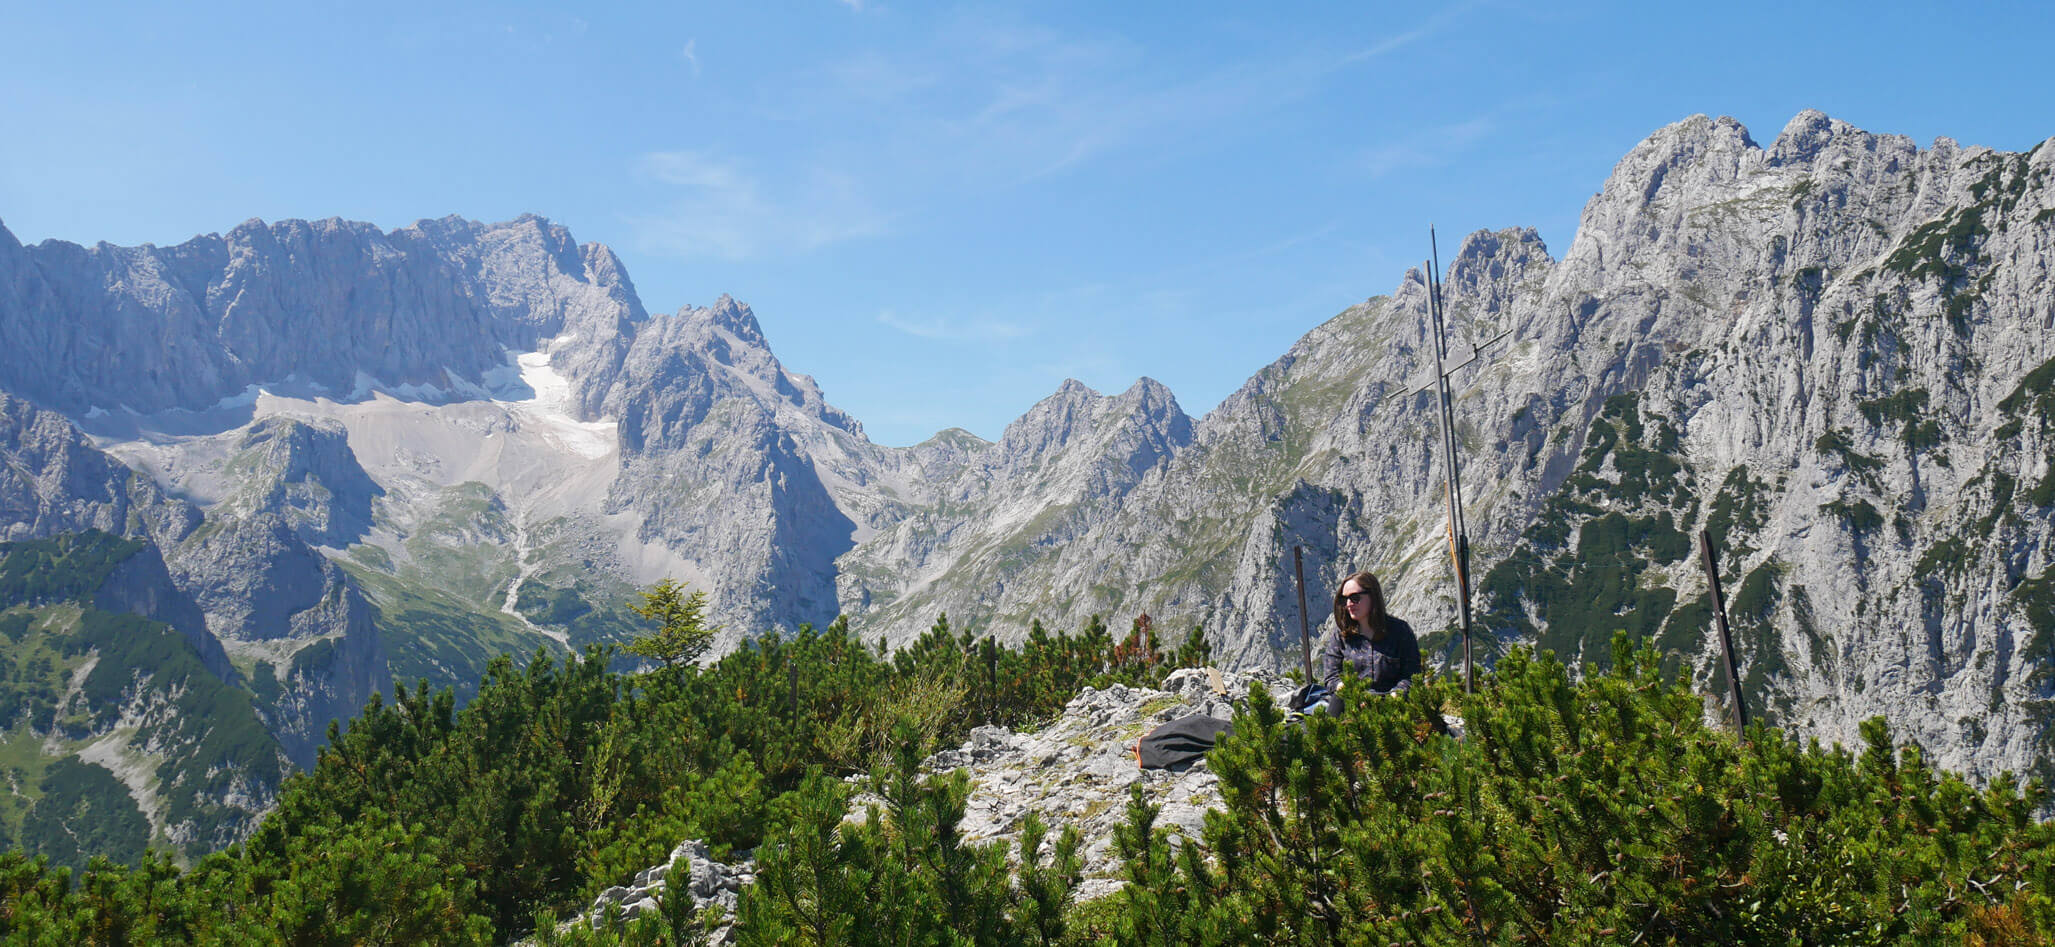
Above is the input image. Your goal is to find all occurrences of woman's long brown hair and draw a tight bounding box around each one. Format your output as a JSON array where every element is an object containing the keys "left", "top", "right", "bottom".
[{"left": 1331, "top": 570, "right": 1388, "bottom": 640}]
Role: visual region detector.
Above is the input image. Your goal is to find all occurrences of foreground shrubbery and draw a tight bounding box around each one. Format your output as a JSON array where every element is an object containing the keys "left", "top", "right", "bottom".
[
  {"left": 0, "top": 613, "right": 1197, "bottom": 944},
  {"left": 1102, "top": 635, "right": 2055, "bottom": 945},
  {"left": 4, "top": 623, "right": 2050, "bottom": 945}
]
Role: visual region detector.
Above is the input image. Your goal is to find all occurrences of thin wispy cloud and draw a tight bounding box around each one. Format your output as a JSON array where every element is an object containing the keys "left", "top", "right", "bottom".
[
  {"left": 821, "top": 51, "right": 945, "bottom": 115},
  {"left": 1341, "top": 1, "right": 1477, "bottom": 64},
  {"left": 680, "top": 38, "right": 699, "bottom": 77},
  {"left": 1360, "top": 117, "right": 1496, "bottom": 177},
  {"left": 628, "top": 151, "right": 889, "bottom": 262},
  {"left": 876, "top": 309, "right": 1028, "bottom": 342},
  {"left": 1346, "top": 27, "right": 1430, "bottom": 63},
  {"left": 760, "top": 12, "right": 1320, "bottom": 192},
  {"left": 630, "top": 8, "right": 1483, "bottom": 269}
]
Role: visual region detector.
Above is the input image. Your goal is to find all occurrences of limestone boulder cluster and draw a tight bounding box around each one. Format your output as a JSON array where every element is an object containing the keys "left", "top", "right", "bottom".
[
  {"left": 910, "top": 667, "right": 1284, "bottom": 899},
  {"left": 554, "top": 839, "right": 754, "bottom": 943},
  {"left": 567, "top": 667, "right": 1293, "bottom": 938}
]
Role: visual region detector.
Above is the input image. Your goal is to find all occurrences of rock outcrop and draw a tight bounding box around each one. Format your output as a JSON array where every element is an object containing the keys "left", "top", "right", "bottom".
[{"left": 564, "top": 666, "right": 1292, "bottom": 940}]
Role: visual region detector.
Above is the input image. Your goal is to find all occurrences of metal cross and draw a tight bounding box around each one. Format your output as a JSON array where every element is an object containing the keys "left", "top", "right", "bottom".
[{"left": 1388, "top": 227, "right": 1508, "bottom": 692}]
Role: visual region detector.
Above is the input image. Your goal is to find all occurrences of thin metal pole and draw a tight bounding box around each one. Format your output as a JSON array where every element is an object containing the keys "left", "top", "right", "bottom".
[
  {"left": 1293, "top": 546, "right": 1315, "bottom": 684},
  {"left": 1427, "top": 228, "right": 1476, "bottom": 693},
  {"left": 1698, "top": 530, "right": 1749, "bottom": 732}
]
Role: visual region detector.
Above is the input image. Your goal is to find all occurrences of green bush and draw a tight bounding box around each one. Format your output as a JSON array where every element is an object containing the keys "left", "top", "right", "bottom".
[{"left": 1091, "top": 633, "right": 2055, "bottom": 945}]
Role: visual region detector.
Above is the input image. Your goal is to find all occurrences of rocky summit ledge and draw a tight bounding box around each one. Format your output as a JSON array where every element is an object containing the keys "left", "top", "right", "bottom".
[
  {"left": 556, "top": 667, "right": 1290, "bottom": 941},
  {"left": 915, "top": 666, "right": 1289, "bottom": 900}
]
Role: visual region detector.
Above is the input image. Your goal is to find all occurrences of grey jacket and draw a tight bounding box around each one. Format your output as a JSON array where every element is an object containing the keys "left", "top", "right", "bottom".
[{"left": 1318, "top": 617, "right": 1421, "bottom": 697}]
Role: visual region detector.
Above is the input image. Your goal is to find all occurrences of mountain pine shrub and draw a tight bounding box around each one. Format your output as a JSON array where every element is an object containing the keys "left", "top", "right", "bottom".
[{"left": 1088, "top": 632, "right": 2055, "bottom": 945}]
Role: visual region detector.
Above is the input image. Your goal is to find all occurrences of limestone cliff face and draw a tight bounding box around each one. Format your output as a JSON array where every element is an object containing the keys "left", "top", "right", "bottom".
[
  {"left": 0, "top": 213, "right": 639, "bottom": 416},
  {"left": 983, "top": 111, "right": 2055, "bottom": 788},
  {"left": 822, "top": 111, "right": 2054, "bottom": 790},
  {"left": 596, "top": 296, "right": 870, "bottom": 646},
  {"left": 837, "top": 376, "right": 1195, "bottom": 640},
  {"left": 213, "top": 416, "right": 383, "bottom": 549}
]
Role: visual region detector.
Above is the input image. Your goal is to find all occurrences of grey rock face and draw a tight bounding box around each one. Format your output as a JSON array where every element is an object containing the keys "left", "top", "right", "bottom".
[
  {"left": 93, "top": 539, "right": 231, "bottom": 681},
  {"left": 834, "top": 376, "right": 1196, "bottom": 641},
  {"left": 0, "top": 390, "right": 202, "bottom": 546},
  {"left": 0, "top": 213, "right": 639, "bottom": 417},
  {"left": 1133, "top": 111, "right": 2055, "bottom": 789},
  {"left": 215, "top": 416, "right": 383, "bottom": 548},
  {"left": 600, "top": 297, "right": 868, "bottom": 645}
]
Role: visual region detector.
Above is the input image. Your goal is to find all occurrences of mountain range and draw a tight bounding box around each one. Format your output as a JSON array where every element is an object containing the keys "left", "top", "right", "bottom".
[{"left": 0, "top": 109, "right": 2050, "bottom": 865}]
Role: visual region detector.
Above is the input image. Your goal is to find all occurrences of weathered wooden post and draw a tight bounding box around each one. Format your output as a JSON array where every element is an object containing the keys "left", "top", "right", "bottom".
[
  {"left": 1698, "top": 529, "right": 1749, "bottom": 732},
  {"left": 1293, "top": 546, "right": 1315, "bottom": 683}
]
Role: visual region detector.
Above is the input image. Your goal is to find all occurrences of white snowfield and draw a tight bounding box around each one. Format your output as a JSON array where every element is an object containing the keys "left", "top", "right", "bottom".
[{"left": 87, "top": 340, "right": 703, "bottom": 654}]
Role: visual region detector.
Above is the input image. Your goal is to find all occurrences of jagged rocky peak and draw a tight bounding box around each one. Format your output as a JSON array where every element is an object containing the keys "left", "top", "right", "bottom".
[
  {"left": 609, "top": 294, "right": 865, "bottom": 444},
  {"left": 689, "top": 293, "right": 770, "bottom": 347},
  {"left": 1554, "top": 114, "right": 1774, "bottom": 301},
  {"left": 405, "top": 212, "right": 648, "bottom": 338},
  {"left": 1765, "top": 109, "right": 1942, "bottom": 187},
  {"left": 1559, "top": 115, "right": 1764, "bottom": 278},
  {"left": 640, "top": 294, "right": 780, "bottom": 374},
  {"left": 1770, "top": 108, "right": 1858, "bottom": 166},
  {"left": 995, "top": 378, "right": 1194, "bottom": 468},
  {"left": 221, "top": 416, "right": 381, "bottom": 547},
  {"left": 1114, "top": 375, "right": 1185, "bottom": 416},
  {"left": 1626, "top": 113, "right": 1763, "bottom": 201},
  {"left": 1440, "top": 226, "right": 1554, "bottom": 328},
  {"left": 989, "top": 380, "right": 1105, "bottom": 474}
]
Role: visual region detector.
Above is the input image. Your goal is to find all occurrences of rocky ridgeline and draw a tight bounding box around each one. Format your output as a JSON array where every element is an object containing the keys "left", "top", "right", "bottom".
[{"left": 560, "top": 667, "right": 1296, "bottom": 940}]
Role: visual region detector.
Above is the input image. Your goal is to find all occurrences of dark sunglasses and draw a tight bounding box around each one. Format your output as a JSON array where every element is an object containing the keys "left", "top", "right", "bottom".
[{"left": 1342, "top": 591, "right": 1371, "bottom": 605}]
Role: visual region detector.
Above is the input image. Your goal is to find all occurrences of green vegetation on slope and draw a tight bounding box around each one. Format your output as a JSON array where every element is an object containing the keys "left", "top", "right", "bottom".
[
  {"left": 1479, "top": 394, "right": 1700, "bottom": 670},
  {"left": 0, "top": 532, "right": 287, "bottom": 868},
  {"left": 341, "top": 563, "right": 553, "bottom": 706},
  {"left": 0, "top": 606, "right": 1203, "bottom": 943}
]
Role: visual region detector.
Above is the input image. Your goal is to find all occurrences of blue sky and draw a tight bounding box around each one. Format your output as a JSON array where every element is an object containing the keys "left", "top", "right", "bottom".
[{"left": 4, "top": 1, "right": 2052, "bottom": 446}]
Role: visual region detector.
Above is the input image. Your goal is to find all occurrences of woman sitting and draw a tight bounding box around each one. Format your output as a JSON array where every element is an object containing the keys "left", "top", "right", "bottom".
[{"left": 1314, "top": 570, "right": 1421, "bottom": 712}]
